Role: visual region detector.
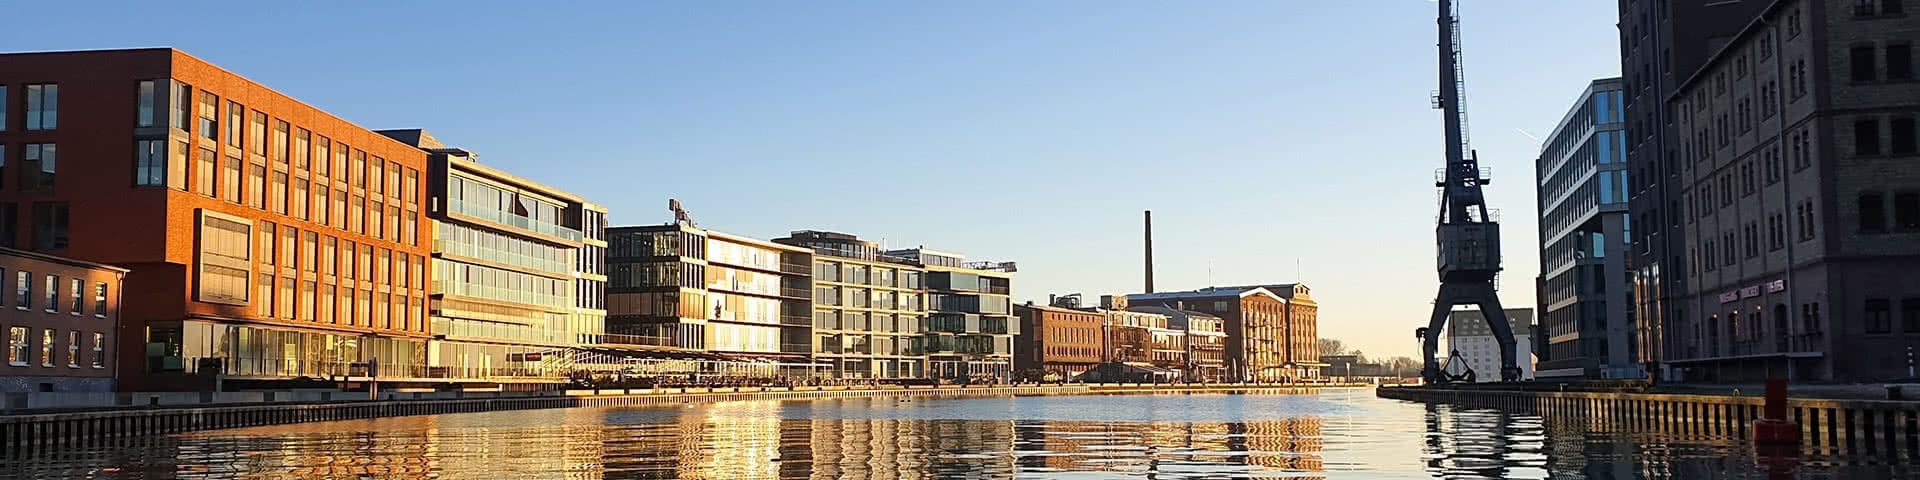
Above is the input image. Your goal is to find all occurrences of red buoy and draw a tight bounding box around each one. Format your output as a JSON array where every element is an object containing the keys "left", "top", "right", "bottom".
[{"left": 1751, "top": 378, "right": 1800, "bottom": 446}]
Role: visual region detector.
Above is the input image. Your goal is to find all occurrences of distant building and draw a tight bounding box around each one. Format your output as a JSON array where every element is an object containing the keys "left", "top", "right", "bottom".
[
  {"left": 1013, "top": 302, "right": 1102, "bottom": 380},
  {"left": 885, "top": 247, "right": 1016, "bottom": 381},
  {"left": 1, "top": 248, "right": 128, "bottom": 392},
  {"left": 774, "top": 231, "right": 927, "bottom": 380},
  {"left": 1533, "top": 78, "right": 1644, "bottom": 380},
  {"left": 607, "top": 224, "right": 816, "bottom": 373},
  {"left": 1128, "top": 304, "right": 1226, "bottom": 382},
  {"left": 1443, "top": 308, "right": 1536, "bottom": 382},
  {"left": 1126, "top": 284, "right": 1319, "bottom": 382}
]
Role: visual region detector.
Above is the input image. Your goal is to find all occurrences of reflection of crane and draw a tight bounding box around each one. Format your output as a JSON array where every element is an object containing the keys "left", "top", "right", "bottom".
[{"left": 1420, "top": 0, "right": 1519, "bottom": 384}]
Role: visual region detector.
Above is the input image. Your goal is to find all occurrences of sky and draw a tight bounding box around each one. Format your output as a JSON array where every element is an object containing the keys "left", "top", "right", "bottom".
[{"left": 5, "top": 1, "right": 1620, "bottom": 360}]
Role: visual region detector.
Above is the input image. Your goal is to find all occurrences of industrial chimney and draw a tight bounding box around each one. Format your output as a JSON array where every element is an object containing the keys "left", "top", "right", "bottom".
[{"left": 1144, "top": 210, "right": 1155, "bottom": 293}]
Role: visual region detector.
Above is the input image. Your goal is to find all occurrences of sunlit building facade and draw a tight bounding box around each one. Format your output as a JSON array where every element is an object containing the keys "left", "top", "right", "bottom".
[
  {"left": 885, "top": 248, "right": 1017, "bottom": 381},
  {"left": 1532, "top": 78, "right": 1642, "bottom": 380},
  {"left": 0, "top": 49, "right": 435, "bottom": 390},
  {"left": 382, "top": 129, "right": 601, "bottom": 384},
  {"left": 608, "top": 224, "right": 815, "bottom": 365},
  {"left": 773, "top": 231, "right": 926, "bottom": 379}
]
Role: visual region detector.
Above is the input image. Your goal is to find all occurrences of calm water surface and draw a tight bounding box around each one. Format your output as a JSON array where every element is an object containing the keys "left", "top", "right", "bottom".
[{"left": 6, "top": 390, "right": 1915, "bottom": 479}]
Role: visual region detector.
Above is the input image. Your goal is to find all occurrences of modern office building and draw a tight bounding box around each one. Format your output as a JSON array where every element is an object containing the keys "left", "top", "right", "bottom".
[
  {"left": 1534, "top": 78, "right": 1643, "bottom": 380},
  {"left": 1, "top": 248, "right": 128, "bottom": 392},
  {"left": 1131, "top": 305, "right": 1227, "bottom": 382},
  {"left": 1013, "top": 302, "right": 1103, "bottom": 380},
  {"left": 1663, "top": 0, "right": 1920, "bottom": 381},
  {"left": 380, "top": 129, "right": 602, "bottom": 385},
  {"left": 1443, "top": 308, "right": 1536, "bottom": 382},
  {"left": 607, "top": 224, "right": 815, "bottom": 370},
  {"left": 1126, "top": 285, "right": 1317, "bottom": 382},
  {"left": 1618, "top": 0, "right": 1771, "bottom": 378},
  {"left": 884, "top": 247, "right": 1016, "bottom": 381},
  {"left": 773, "top": 230, "right": 926, "bottom": 380},
  {"left": 0, "top": 48, "right": 434, "bottom": 391}
]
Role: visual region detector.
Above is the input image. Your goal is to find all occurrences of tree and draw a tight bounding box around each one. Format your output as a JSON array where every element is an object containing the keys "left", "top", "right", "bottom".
[
  {"left": 1318, "top": 338, "right": 1348, "bottom": 357},
  {"left": 1386, "top": 356, "right": 1422, "bottom": 377}
]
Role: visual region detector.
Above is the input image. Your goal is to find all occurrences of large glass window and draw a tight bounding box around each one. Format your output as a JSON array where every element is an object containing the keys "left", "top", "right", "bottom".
[
  {"left": 135, "top": 140, "right": 166, "bottom": 186},
  {"left": 23, "top": 143, "right": 55, "bottom": 190},
  {"left": 32, "top": 203, "right": 68, "bottom": 251},
  {"left": 25, "top": 84, "right": 56, "bottom": 130},
  {"left": 136, "top": 80, "right": 157, "bottom": 128}
]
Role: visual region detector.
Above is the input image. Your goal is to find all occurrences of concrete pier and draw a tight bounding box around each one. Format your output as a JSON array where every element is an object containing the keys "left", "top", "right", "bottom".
[
  {"left": 1, "top": 383, "right": 1361, "bottom": 455},
  {"left": 1379, "top": 386, "right": 1920, "bottom": 458}
]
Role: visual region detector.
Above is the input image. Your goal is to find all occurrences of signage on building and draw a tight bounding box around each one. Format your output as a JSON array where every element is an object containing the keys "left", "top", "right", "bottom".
[
  {"left": 1739, "top": 286, "right": 1761, "bottom": 299},
  {"left": 1718, "top": 291, "right": 1740, "bottom": 304},
  {"left": 1765, "top": 279, "right": 1786, "bottom": 293}
]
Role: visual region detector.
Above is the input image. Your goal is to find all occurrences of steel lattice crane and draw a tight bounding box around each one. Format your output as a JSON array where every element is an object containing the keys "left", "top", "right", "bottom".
[{"left": 1420, "top": 0, "right": 1521, "bottom": 384}]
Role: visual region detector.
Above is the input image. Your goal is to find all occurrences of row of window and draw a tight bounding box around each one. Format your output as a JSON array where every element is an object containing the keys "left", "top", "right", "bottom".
[
  {"left": 194, "top": 212, "right": 425, "bottom": 331},
  {"left": 0, "top": 269, "right": 108, "bottom": 317},
  {"left": 133, "top": 80, "right": 422, "bottom": 248},
  {"left": 0, "top": 84, "right": 57, "bottom": 131},
  {"left": 5, "top": 326, "right": 104, "bottom": 369}
]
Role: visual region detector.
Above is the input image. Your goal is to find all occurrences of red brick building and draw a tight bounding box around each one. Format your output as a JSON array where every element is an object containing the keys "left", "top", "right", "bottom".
[
  {"left": 0, "top": 49, "right": 432, "bottom": 390},
  {"left": 1, "top": 247, "right": 127, "bottom": 392},
  {"left": 1013, "top": 303, "right": 1103, "bottom": 380},
  {"left": 1127, "top": 285, "right": 1320, "bottom": 383}
]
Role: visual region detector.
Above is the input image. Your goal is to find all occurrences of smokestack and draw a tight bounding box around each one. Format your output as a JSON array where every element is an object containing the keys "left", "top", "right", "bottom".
[{"left": 1144, "top": 210, "right": 1155, "bottom": 293}]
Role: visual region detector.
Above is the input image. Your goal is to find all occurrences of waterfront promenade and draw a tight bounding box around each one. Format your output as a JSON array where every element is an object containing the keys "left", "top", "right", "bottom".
[{"left": 2, "top": 383, "right": 1367, "bottom": 453}]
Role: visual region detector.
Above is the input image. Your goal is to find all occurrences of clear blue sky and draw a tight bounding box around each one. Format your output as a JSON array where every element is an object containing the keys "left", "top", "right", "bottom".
[{"left": 6, "top": 1, "right": 1619, "bottom": 359}]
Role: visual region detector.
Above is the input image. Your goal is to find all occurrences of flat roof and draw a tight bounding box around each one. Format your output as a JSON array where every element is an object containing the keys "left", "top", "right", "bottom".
[{"left": 0, "top": 247, "right": 130, "bottom": 274}]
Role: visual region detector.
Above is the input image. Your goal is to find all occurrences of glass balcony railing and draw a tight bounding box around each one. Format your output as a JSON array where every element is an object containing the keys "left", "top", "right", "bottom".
[{"left": 448, "top": 198, "right": 583, "bottom": 242}]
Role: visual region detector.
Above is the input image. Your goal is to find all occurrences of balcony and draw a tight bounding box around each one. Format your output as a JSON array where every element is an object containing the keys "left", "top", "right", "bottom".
[
  {"left": 592, "top": 333, "right": 677, "bottom": 348},
  {"left": 781, "top": 262, "right": 811, "bottom": 275},
  {"left": 781, "top": 343, "right": 813, "bottom": 354},
  {"left": 781, "top": 315, "right": 812, "bottom": 327},
  {"left": 781, "top": 287, "right": 812, "bottom": 299},
  {"left": 448, "top": 198, "right": 583, "bottom": 242}
]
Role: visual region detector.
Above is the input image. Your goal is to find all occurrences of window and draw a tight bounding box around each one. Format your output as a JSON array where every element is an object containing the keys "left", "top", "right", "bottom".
[
  {"left": 196, "top": 147, "right": 216, "bottom": 196},
  {"left": 135, "top": 139, "right": 166, "bottom": 187},
  {"left": 198, "top": 91, "right": 218, "bottom": 140},
  {"left": 23, "top": 143, "right": 55, "bottom": 190},
  {"left": 1853, "top": 45, "right": 1878, "bottom": 82},
  {"left": 226, "top": 102, "right": 243, "bottom": 148},
  {"left": 44, "top": 275, "right": 57, "bottom": 313},
  {"left": 1858, "top": 119, "right": 1882, "bottom": 155},
  {"left": 66, "top": 331, "right": 78, "bottom": 368},
  {"left": 32, "top": 203, "right": 68, "bottom": 251},
  {"left": 271, "top": 120, "right": 288, "bottom": 165},
  {"left": 16, "top": 271, "right": 29, "bottom": 310},
  {"left": 39, "top": 329, "right": 53, "bottom": 367},
  {"left": 1861, "top": 192, "right": 1889, "bottom": 232},
  {"left": 1857, "top": 0, "right": 1880, "bottom": 16},
  {"left": 249, "top": 165, "right": 266, "bottom": 209},
  {"left": 293, "top": 179, "right": 308, "bottom": 220},
  {"left": 271, "top": 171, "right": 288, "bottom": 214},
  {"left": 248, "top": 111, "right": 266, "bottom": 154},
  {"left": 170, "top": 82, "right": 192, "bottom": 129},
  {"left": 6, "top": 327, "right": 24, "bottom": 366},
  {"left": 70, "top": 278, "right": 82, "bottom": 314},
  {"left": 258, "top": 273, "right": 274, "bottom": 317},
  {"left": 94, "top": 282, "right": 108, "bottom": 316},
  {"left": 25, "top": 84, "right": 57, "bottom": 130},
  {"left": 223, "top": 156, "right": 242, "bottom": 202},
  {"left": 317, "top": 188, "right": 331, "bottom": 227},
  {"left": 1891, "top": 44, "right": 1914, "bottom": 81},
  {"left": 294, "top": 128, "right": 310, "bottom": 171},
  {"left": 90, "top": 332, "right": 104, "bottom": 368},
  {"left": 136, "top": 80, "right": 157, "bottom": 127},
  {"left": 0, "top": 85, "right": 7, "bottom": 130},
  {"left": 1894, "top": 118, "right": 1917, "bottom": 154},
  {"left": 1867, "top": 299, "right": 1893, "bottom": 333}
]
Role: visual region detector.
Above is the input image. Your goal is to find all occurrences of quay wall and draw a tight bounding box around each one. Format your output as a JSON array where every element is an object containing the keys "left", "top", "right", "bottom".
[
  {"left": 1, "top": 383, "right": 1364, "bottom": 454},
  {"left": 1379, "top": 386, "right": 1920, "bottom": 458}
]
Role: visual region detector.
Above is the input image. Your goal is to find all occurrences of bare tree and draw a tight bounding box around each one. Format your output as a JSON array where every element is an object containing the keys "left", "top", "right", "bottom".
[{"left": 1318, "top": 338, "right": 1348, "bottom": 357}]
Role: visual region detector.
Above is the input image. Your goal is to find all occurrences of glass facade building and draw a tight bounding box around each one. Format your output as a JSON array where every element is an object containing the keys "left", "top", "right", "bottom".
[
  {"left": 382, "top": 130, "right": 601, "bottom": 385},
  {"left": 1533, "top": 78, "right": 1643, "bottom": 380},
  {"left": 885, "top": 247, "right": 1017, "bottom": 381},
  {"left": 608, "top": 224, "right": 814, "bottom": 368},
  {"left": 774, "top": 231, "right": 927, "bottom": 379}
]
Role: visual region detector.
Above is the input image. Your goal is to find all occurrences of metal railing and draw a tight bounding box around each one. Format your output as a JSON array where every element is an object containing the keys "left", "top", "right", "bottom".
[{"left": 448, "top": 198, "right": 583, "bottom": 241}]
